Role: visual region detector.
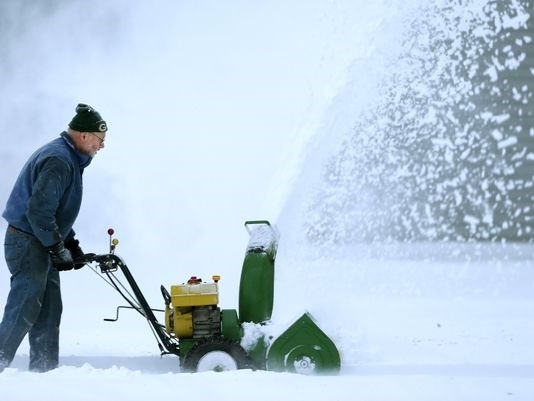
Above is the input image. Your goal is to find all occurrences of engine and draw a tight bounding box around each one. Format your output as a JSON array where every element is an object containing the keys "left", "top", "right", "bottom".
[{"left": 164, "top": 275, "right": 222, "bottom": 339}]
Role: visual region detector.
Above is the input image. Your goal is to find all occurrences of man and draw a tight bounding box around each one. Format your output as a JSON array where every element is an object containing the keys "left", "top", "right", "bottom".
[{"left": 0, "top": 103, "right": 107, "bottom": 373}]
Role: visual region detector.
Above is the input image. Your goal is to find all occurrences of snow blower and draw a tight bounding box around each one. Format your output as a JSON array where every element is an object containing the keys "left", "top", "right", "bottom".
[{"left": 83, "top": 220, "right": 340, "bottom": 374}]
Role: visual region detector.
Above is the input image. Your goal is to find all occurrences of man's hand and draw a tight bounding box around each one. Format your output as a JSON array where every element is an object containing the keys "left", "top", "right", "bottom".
[
  {"left": 65, "top": 237, "right": 85, "bottom": 269},
  {"left": 47, "top": 242, "right": 75, "bottom": 271}
]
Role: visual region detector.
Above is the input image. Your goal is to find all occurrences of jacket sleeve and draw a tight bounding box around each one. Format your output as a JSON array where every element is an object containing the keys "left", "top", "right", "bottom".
[{"left": 26, "top": 156, "right": 72, "bottom": 247}]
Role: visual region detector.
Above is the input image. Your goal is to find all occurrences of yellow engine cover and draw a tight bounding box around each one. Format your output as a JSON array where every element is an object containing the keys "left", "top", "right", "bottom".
[
  {"left": 174, "top": 309, "right": 193, "bottom": 338},
  {"left": 165, "top": 306, "right": 194, "bottom": 338},
  {"left": 171, "top": 282, "right": 219, "bottom": 307}
]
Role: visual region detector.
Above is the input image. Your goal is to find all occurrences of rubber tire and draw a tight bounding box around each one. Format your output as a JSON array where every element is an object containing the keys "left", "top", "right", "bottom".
[{"left": 182, "top": 338, "right": 254, "bottom": 372}]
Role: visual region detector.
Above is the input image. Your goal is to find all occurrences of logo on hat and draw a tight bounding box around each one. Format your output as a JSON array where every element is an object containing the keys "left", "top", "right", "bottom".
[{"left": 98, "top": 122, "right": 107, "bottom": 132}]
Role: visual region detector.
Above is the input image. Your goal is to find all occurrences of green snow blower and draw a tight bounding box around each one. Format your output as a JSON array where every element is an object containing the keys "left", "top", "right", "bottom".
[{"left": 83, "top": 220, "right": 340, "bottom": 374}]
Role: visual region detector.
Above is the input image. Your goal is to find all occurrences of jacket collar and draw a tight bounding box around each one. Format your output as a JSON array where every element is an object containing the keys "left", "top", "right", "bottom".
[{"left": 60, "top": 131, "right": 92, "bottom": 169}]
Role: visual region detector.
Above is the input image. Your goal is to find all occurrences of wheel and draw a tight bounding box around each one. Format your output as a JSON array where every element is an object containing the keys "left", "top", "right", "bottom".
[{"left": 182, "top": 338, "right": 254, "bottom": 372}]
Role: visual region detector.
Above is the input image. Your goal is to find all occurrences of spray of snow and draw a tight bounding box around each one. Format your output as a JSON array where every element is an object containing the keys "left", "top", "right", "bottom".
[{"left": 279, "top": 0, "right": 533, "bottom": 250}]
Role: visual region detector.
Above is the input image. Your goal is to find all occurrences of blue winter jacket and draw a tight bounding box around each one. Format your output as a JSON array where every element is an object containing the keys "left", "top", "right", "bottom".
[{"left": 2, "top": 132, "right": 92, "bottom": 247}]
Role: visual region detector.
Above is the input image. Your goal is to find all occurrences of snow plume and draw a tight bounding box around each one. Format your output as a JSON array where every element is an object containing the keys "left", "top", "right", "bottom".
[{"left": 304, "top": 0, "right": 533, "bottom": 247}]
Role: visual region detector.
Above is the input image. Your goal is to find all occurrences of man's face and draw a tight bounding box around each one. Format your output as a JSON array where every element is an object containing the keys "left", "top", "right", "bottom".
[{"left": 81, "top": 131, "right": 105, "bottom": 157}]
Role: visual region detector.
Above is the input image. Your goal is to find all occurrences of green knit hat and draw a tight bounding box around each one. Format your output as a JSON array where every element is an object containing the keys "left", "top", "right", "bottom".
[{"left": 68, "top": 103, "right": 107, "bottom": 133}]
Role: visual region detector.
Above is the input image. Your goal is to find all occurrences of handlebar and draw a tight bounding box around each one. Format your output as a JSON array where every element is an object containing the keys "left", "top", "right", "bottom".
[
  {"left": 80, "top": 251, "right": 180, "bottom": 355},
  {"left": 78, "top": 252, "right": 123, "bottom": 272}
]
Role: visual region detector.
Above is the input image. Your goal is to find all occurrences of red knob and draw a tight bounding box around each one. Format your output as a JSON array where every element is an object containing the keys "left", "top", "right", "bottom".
[
  {"left": 107, "top": 228, "right": 115, "bottom": 235},
  {"left": 187, "top": 276, "right": 202, "bottom": 284}
]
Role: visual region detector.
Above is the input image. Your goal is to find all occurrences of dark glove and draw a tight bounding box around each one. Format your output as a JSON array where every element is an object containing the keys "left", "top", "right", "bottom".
[
  {"left": 47, "top": 241, "right": 74, "bottom": 271},
  {"left": 65, "top": 237, "right": 86, "bottom": 270}
]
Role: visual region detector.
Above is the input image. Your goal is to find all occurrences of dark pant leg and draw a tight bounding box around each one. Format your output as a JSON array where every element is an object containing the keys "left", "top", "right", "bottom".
[
  {"left": 0, "top": 229, "right": 51, "bottom": 372},
  {"left": 28, "top": 266, "right": 62, "bottom": 372}
]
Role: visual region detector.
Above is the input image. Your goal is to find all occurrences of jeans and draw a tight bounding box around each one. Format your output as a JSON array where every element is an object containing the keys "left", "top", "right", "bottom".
[{"left": 0, "top": 227, "right": 62, "bottom": 372}]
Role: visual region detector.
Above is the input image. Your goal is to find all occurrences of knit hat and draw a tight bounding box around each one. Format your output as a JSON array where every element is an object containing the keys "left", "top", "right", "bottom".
[{"left": 68, "top": 103, "right": 108, "bottom": 133}]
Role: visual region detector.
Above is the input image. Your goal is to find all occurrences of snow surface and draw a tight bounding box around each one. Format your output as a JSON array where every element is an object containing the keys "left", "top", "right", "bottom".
[{"left": 1, "top": 1, "right": 534, "bottom": 400}]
